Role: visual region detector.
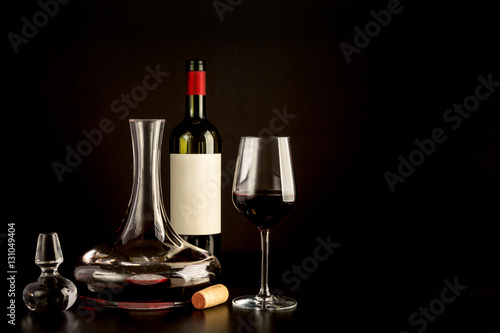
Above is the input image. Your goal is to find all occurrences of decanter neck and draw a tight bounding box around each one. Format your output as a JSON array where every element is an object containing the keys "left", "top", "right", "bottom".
[{"left": 121, "top": 120, "right": 171, "bottom": 244}]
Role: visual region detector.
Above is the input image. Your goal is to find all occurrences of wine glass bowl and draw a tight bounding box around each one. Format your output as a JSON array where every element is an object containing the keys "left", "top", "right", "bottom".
[
  {"left": 232, "top": 190, "right": 295, "bottom": 230},
  {"left": 231, "top": 136, "right": 297, "bottom": 310}
]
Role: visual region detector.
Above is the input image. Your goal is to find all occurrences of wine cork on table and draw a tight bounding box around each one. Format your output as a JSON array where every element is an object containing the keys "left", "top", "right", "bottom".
[{"left": 191, "top": 284, "right": 229, "bottom": 310}]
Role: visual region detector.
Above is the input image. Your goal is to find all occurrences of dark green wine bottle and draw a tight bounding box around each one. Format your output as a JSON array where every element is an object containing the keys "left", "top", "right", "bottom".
[{"left": 169, "top": 60, "right": 221, "bottom": 257}]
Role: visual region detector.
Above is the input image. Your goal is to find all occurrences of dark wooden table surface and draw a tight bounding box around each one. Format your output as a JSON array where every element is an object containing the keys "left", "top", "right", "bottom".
[{"left": 15, "top": 266, "right": 500, "bottom": 333}]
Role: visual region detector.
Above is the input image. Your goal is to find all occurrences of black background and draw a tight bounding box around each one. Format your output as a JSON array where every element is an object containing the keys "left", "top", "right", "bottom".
[{"left": 4, "top": 0, "right": 500, "bottom": 332}]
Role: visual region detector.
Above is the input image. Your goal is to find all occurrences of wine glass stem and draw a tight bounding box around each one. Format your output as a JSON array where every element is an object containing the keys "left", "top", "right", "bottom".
[{"left": 257, "top": 228, "right": 271, "bottom": 301}]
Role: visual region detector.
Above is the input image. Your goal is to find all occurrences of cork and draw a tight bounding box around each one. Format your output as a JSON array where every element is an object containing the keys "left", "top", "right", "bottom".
[{"left": 191, "top": 284, "right": 229, "bottom": 310}]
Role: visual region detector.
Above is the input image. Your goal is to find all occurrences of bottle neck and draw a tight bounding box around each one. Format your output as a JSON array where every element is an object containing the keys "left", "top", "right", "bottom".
[{"left": 185, "top": 95, "right": 206, "bottom": 119}]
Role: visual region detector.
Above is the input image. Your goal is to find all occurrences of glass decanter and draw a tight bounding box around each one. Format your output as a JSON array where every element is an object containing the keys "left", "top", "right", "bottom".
[
  {"left": 74, "top": 119, "right": 220, "bottom": 310},
  {"left": 23, "top": 232, "right": 77, "bottom": 312}
]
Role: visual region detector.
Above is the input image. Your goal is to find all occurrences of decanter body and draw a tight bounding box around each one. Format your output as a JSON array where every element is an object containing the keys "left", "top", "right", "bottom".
[{"left": 75, "top": 119, "right": 220, "bottom": 310}]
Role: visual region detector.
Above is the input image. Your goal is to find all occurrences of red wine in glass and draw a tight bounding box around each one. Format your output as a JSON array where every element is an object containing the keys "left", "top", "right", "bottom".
[{"left": 232, "top": 190, "right": 295, "bottom": 230}]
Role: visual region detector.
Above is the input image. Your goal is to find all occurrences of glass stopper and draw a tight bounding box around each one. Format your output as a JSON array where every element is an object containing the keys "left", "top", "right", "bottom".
[{"left": 23, "top": 233, "right": 77, "bottom": 312}]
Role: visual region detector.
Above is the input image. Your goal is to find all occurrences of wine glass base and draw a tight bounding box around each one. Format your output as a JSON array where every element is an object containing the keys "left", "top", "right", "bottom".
[{"left": 232, "top": 295, "right": 297, "bottom": 311}]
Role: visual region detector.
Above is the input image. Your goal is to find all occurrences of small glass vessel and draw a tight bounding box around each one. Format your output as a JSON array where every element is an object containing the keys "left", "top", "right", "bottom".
[
  {"left": 74, "top": 119, "right": 220, "bottom": 310},
  {"left": 23, "top": 232, "right": 77, "bottom": 312}
]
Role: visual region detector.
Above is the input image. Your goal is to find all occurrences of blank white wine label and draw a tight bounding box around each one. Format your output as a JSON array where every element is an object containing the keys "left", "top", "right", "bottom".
[{"left": 170, "top": 154, "right": 221, "bottom": 235}]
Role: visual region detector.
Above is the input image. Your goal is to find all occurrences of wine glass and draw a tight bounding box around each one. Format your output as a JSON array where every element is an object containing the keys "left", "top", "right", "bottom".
[{"left": 232, "top": 136, "right": 297, "bottom": 310}]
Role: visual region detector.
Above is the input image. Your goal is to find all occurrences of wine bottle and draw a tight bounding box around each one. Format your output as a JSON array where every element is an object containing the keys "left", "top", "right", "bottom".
[{"left": 170, "top": 59, "right": 221, "bottom": 257}]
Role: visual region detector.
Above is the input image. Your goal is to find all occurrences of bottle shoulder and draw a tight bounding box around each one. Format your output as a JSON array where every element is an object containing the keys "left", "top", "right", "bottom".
[
  {"left": 170, "top": 119, "right": 221, "bottom": 153},
  {"left": 171, "top": 119, "right": 219, "bottom": 137}
]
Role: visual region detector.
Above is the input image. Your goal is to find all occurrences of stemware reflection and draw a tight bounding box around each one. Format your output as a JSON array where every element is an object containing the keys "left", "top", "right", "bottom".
[{"left": 21, "top": 311, "right": 80, "bottom": 333}]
